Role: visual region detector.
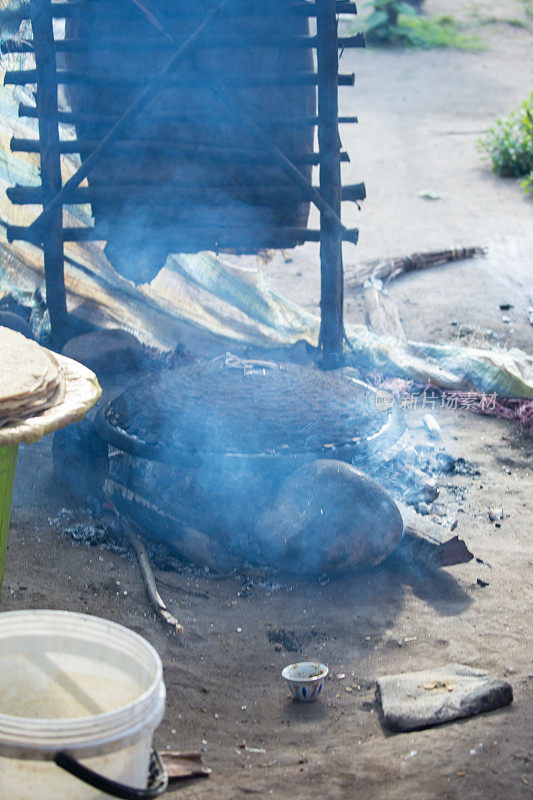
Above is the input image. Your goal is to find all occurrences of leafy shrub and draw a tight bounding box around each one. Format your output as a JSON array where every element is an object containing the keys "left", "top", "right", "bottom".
[
  {"left": 362, "top": 0, "right": 418, "bottom": 44},
  {"left": 362, "top": 1, "right": 481, "bottom": 48},
  {"left": 478, "top": 94, "right": 533, "bottom": 194},
  {"left": 398, "top": 14, "right": 483, "bottom": 48}
]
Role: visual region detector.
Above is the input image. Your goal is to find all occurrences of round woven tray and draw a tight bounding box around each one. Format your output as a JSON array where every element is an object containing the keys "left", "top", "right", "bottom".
[
  {"left": 0, "top": 354, "right": 101, "bottom": 447},
  {"left": 97, "top": 357, "right": 403, "bottom": 462}
]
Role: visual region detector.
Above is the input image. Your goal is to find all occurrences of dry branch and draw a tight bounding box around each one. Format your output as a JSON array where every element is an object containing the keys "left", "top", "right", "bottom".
[
  {"left": 345, "top": 247, "right": 486, "bottom": 291},
  {"left": 120, "top": 517, "right": 184, "bottom": 634}
]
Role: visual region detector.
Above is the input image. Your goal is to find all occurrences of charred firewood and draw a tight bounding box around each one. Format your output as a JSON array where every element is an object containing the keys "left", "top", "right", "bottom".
[
  {"left": 104, "top": 478, "right": 240, "bottom": 572},
  {"left": 394, "top": 528, "right": 474, "bottom": 568}
]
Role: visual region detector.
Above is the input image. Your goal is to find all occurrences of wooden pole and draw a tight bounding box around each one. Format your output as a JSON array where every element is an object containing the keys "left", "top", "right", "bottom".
[
  {"left": 29, "top": 0, "right": 68, "bottom": 349},
  {"left": 316, "top": 0, "right": 344, "bottom": 367}
]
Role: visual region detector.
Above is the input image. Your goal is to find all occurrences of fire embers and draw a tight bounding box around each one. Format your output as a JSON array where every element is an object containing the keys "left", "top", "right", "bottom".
[{"left": 255, "top": 460, "right": 403, "bottom": 573}]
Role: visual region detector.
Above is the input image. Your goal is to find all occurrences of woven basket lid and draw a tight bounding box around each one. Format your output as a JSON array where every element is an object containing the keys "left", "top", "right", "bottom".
[{"left": 103, "top": 355, "right": 398, "bottom": 458}]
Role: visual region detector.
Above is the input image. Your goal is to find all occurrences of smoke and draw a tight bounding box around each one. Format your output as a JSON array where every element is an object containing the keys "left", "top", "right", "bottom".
[
  {"left": 56, "top": 0, "right": 316, "bottom": 284},
  {"left": 6, "top": 1, "right": 458, "bottom": 576},
  {"left": 102, "top": 357, "right": 462, "bottom": 574}
]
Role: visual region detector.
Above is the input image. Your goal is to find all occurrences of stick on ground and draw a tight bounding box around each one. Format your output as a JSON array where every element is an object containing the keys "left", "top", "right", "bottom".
[{"left": 120, "top": 517, "right": 184, "bottom": 634}]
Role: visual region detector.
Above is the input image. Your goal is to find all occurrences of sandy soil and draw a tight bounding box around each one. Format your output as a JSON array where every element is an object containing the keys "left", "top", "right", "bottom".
[{"left": 1, "top": 2, "right": 532, "bottom": 799}]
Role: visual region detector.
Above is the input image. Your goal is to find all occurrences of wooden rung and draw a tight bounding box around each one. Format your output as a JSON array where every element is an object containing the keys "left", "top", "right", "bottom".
[
  {"left": 7, "top": 182, "right": 365, "bottom": 206},
  {"left": 18, "top": 104, "right": 359, "bottom": 128},
  {"left": 44, "top": 2, "right": 359, "bottom": 20},
  {"left": 1, "top": 39, "right": 33, "bottom": 54},
  {"left": 342, "top": 182, "right": 366, "bottom": 202},
  {"left": 6, "top": 223, "right": 359, "bottom": 246},
  {"left": 339, "top": 33, "right": 366, "bottom": 48},
  {"left": 5, "top": 68, "right": 356, "bottom": 89},
  {"left": 3, "top": 32, "right": 364, "bottom": 54},
  {"left": 10, "top": 137, "right": 350, "bottom": 165},
  {"left": 2, "top": 32, "right": 365, "bottom": 55}
]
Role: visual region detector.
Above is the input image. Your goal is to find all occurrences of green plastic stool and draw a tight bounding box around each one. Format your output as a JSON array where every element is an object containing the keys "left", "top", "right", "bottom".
[{"left": 0, "top": 445, "right": 18, "bottom": 594}]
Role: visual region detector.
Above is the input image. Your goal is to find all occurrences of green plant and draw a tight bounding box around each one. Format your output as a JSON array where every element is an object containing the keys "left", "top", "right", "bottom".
[
  {"left": 362, "top": 1, "right": 482, "bottom": 48},
  {"left": 398, "top": 14, "right": 483, "bottom": 48},
  {"left": 467, "top": 1, "right": 533, "bottom": 29},
  {"left": 478, "top": 94, "right": 533, "bottom": 195},
  {"left": 362, "top": 0, "right": 418, "bottom": 44}
]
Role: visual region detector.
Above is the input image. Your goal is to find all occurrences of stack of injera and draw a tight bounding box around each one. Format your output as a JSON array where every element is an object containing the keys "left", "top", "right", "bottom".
[{"left": 0, "top": 327, "right": 65, "bottom": 428}]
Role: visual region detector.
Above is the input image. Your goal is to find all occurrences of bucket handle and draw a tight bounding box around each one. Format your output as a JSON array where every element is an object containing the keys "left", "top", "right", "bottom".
[{"left": 54, "top": 749, "right": 168, "bottom": 799}]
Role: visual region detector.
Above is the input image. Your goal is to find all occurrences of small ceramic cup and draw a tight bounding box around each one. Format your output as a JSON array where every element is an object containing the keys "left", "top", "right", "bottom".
[{"left": 281, "top": 662, "right": 328, "bottom": 702}]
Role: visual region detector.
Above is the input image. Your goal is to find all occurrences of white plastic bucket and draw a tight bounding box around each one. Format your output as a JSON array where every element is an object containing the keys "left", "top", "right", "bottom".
[{"left": 0, "top": 610, "right": 166, "bottom": 799}]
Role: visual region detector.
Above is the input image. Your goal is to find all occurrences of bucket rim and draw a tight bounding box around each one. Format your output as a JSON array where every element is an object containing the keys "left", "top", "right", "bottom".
[{"left": 0, "top": 610, "right": 165, "bottom": 760}]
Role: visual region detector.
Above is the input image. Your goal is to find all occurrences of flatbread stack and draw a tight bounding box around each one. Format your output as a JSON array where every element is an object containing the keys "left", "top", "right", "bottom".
[{"left": 0, "top": 327, "right": 65, "bottom": 428}]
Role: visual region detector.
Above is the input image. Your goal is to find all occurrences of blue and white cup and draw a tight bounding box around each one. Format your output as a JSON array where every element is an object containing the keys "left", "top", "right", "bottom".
[{"left": 282, "top": 662, "right": 328, "bottom": 702}]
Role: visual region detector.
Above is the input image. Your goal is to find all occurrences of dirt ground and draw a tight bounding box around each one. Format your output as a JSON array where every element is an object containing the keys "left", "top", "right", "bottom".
[{"left": 1, "top": 2, "right": 532, "bottom": 798}]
